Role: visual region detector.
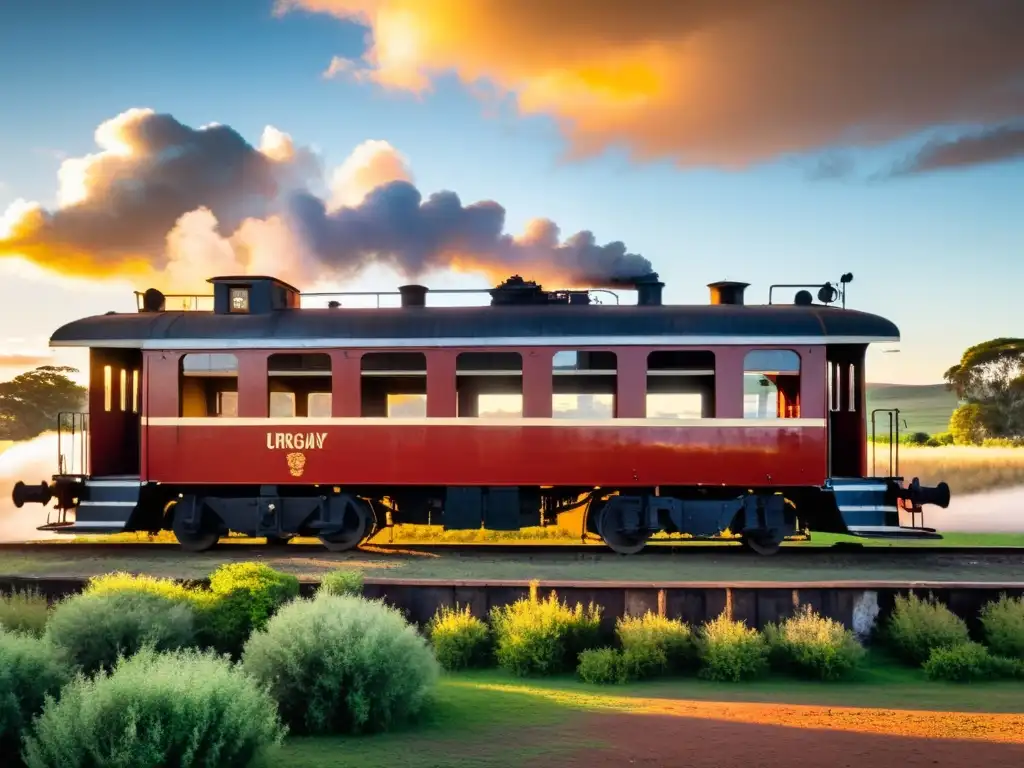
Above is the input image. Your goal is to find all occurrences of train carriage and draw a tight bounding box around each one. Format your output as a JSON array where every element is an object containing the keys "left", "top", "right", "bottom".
[{"left": 11, "top": 271, "right": 951, "bottom": 554}]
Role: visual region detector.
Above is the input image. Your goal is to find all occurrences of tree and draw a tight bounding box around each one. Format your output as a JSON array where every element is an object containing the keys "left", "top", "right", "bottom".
[
  {"left": 0, "top": 366, "right": 87, "bottom": 441},
  {"left": 943, "top": 338, "right": 1024, "bottom": 442},
  {"left": 948, "top": 403, "right": 987, "bottom": 446}
]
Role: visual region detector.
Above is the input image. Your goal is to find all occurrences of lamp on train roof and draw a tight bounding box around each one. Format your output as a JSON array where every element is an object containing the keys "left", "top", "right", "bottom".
[
  {"left": 141, "top": 287, "right": 165, "bottom": 312},
  {"left": 817, "top": 282, "right": 839, "bottom": 304}
]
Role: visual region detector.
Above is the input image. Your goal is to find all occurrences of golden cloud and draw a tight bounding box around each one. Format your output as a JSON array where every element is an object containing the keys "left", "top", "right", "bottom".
[{"left": 279, "top": 0, "right": 1024, "bottom": 167}]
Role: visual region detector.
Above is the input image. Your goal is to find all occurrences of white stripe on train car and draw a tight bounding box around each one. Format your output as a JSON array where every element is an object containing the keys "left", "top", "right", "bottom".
[{"left": 141, "top": 416, "right": 829, "bottom": 428}]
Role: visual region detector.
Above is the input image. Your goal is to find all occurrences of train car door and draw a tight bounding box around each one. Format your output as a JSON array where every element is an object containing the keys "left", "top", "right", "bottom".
[
  {"left": 826, "top": 344, "right": 867, "bottom": 477},
  {"left": 88, "top": 348, "right": 143, "bottom": 478}
]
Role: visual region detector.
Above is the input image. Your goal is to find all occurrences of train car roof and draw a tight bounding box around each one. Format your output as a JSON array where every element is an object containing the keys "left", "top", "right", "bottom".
[{"left": 49, "top": 303, "right": 900, "bottom": 350}]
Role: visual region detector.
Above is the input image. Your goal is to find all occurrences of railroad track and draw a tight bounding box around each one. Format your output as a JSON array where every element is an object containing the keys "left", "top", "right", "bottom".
[{"left": 1, "top": 540, "right": 1023, "bottom": 558}]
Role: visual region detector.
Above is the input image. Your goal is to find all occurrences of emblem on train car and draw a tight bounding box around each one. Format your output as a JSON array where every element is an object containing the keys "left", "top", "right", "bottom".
[
  {"left": 286, "top": 452, "right": 306, "bottom": 477},
  {"left": 265, "top": 432, "right": 327, "bottom": 450}
]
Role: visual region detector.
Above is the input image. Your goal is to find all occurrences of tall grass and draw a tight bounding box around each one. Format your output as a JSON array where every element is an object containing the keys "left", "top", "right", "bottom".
[{"left": 888, "top": 446, "right": 1024, "bottom": 495}]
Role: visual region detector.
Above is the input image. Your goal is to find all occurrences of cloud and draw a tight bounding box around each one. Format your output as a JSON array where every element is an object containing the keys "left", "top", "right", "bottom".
[
  {"left": 889, "top": 124, "right": 1024, "bottom": 176},
  {"left": 277, "top": 0, "right": 1024, "bottom": 170},
  {"left": 0, "top": 352, "right": 54, "bottom": 369},
  {"left": 0, "top": 108, "right": 652, "bottom": 293}
]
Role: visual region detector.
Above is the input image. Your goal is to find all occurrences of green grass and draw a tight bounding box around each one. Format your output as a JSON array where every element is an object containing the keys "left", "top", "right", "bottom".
[
  {"left": 865, "top": 383, "right": 959, "bottom": 436},
  {"left": 276, "top": 656, "right": 1024, "bottom": 767},
  {"left": 2, "top": 541, "right": 1023, "bottom": 583}
]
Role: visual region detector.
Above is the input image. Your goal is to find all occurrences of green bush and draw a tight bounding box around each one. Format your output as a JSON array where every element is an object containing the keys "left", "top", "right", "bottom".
[
  {"left": 84, "top": 572, "right": 199, "bottom": 602},
  {"left": 922, "top": 641, "right": 1001, "bottom": 682},
  {"left": 979, "top": 594, "right": 1024, "bottom": 659},
  {"left": 21, "top": 647, "right": 286, "bottom": 768},
  {"left": 696, "top": 613, "right": 769, "bottom": 682},
  {"left": 489, "top": 583, "right": 602, "bottom": 677},
  {"left": 884, "top": 593, "right": 969, "bottom": 665},
  {"left": 0, "top": 589, "right": 50, "bottom": 637},
  {"left": 615, "top": 612, "right": 696, "bottom": 679},
  {"left": 242, "top": 593, "right": 439, "bottom": 735},
  {"left": 427, "top": 604, "right": 491, "bottom": 671},
  {"left": 44, "top": 590, "right": 195, "bottom": 675},
  {"left": 764, "top": 605, "right": 865, "bottom": 681},
  {"left": 318, "top": 569, "right": 364, "bottom": 597},
  {"left": 0, "top": 630, "right": 72, "bottom": 764},
  {"left": 202, "top": 562, "right": 300, "bottom": 655},
  {"left": 577, "top": 647, "right": 626, "bottom": 684}
]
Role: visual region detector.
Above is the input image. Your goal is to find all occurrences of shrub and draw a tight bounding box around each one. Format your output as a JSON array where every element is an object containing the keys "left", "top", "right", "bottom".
[
  {"left": 84, "top": 572, "right": 200, "bottom": 602},
  {"left": 318, "top": 569, "right": 364, "bottom": 597},
  {"left": 764, "top": 605, "right": 865, "bottom": 681},
  {"left": 922, "top": 641, "right": 1001, "bottom": 682},
  {"left": 21, "top": 646, "right": 286, "bottom": 768},
  {"left": 242, "top": 593, "right": 439, "bottom": 735},
  {"left": 0, "top": 630, "right": 72, "bottom": 764},
  {"left": 696, "top": 613, "right": 769, "bottom": 682},
  {"left": 203, "top": 562, "right": 300, "bottom": 655},
  {"left": 427, "top": 604, "right": 491, "bottom": 671},
  {"left": 489, "top": 582, "right": 602, "bottom": 677},
  {"left": 979, "top": 594, "right": 1024, "bottom": 659},
  {"left": 577, "top": 647, "right": 626, "bottom": 684},
  {"left": 615, "top": 612, "right": 696, "bottom": 679},
  {"left": 44, "top": 590, "right": 195, "bottom": 675},
  {"left": 884, "top": 593, "right": 969, "bottom": 665},
  {"left": 0, "top": 589, "right": 50, "bottom": 637}
]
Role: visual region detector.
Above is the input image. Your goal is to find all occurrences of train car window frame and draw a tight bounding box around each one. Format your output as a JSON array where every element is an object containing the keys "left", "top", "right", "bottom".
[
  {"left": 552, "top": 350, "right": 616, "bottom": 420},
  {"left": 645, "top": 349, "right": 715, "bottom": 419},
  {"left": 743, "top": 349, "right": 801, "bottom": 419},
  {"left": 179, "top": 353, "right": 239, "bottom": 418},
  {"left": 267, "top": 353, "right": 331, "bottom": 418},
  {"left": 228, "top": 286, "right": 250, "bottom": 313},
  {"left": 456, "top": 351, "right": 523, "bottom": 418},
  {"left": 361, "top": 351, "right": 428, "bottom": 418}
]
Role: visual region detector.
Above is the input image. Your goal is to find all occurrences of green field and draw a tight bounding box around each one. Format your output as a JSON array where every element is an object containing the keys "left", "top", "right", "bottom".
[
  {"left": 865, "top": 382, "right": 959, "bottom": 436},
  {"left": 278, "top": 661, "right": 1024, "bottom": 767}
]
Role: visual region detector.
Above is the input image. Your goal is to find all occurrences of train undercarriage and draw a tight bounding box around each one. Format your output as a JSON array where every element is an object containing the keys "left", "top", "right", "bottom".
[{"left": 12, "top": 474, "right": 951, "bottom": 555}]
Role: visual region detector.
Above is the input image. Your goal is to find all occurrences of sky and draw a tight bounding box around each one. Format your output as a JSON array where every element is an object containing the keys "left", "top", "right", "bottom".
[{"left": 0, "top": 0, "right": 1022, "bottom": 387}]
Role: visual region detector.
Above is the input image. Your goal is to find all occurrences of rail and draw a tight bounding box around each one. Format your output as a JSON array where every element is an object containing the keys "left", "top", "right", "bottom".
[
  {"left": 135, "top": 286, "right": 622, "bottom": 311},
  {"left": 870, "top": 408, "right": 904, "bottom": 479},
  {"left": 56, "top": 411, "right": 89, "bottom": 476}
]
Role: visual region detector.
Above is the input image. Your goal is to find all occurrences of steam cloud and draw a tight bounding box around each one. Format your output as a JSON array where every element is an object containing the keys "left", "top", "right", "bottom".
[
  {"left": 0, "top": 108, "right": 652, "bottom": 292},
  {"left": 280, "top": 0, "right": 1024, "bottom": 171}
]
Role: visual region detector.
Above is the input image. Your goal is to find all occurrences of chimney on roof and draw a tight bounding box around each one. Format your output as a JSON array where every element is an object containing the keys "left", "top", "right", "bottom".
[
  {"left": 708, "top": 280, "right": 749, "bottom": 306},
  {"left": 398, "top": 284, "right": 428, "bottom": 307},
  {"left": 634, "top": 273, "right": 664, "bottom": 306}
]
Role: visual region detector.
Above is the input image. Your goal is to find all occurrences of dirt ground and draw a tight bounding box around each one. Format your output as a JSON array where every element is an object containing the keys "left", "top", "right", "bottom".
[{"left": 540, "top": 701, "right": 1024, "bottom": 768}]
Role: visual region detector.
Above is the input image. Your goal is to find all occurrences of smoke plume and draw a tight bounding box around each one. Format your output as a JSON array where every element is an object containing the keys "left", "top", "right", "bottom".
[
  {"left": 0, "top": 109, "right": 652, "bottom": 292},
  {"left": 279, "top": 0, "right": 1024, "bottom": 170}
]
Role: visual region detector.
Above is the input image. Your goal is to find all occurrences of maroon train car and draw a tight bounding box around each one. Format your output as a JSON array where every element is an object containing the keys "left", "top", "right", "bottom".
[{"left": 12, "top": 272, "right": 950, "bottom": 554}]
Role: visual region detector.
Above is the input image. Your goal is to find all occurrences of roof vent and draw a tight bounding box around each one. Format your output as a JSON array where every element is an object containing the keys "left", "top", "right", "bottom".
[
  {"left": 708, "top": 280, "right": 749, "bottom": 306},
  {"left": 398, "top": 284, "right": 428, "bottom": 307},
  {"left": 634, "top": 273, "right": 664, "bottom": 306},
  {"left": 327, "top": 300, "right": 341, "bottom": 309},
  {"left": 794, "top": 290, "right": 813, "bottom": 306},
  {"left": 490, "top": 275, "right": 548, "bottom": 306}
]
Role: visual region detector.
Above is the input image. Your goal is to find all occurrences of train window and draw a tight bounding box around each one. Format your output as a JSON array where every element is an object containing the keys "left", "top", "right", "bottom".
[
  {"left": 743, "top": 349, "right": 800, "bottom": 418},
  {"left": 131, "top": 369, "right": 139, "bottom": 414},
  {"left": 308, "top": 392, "right": 332, "bottom": 418},
  {"left": 361, "top": 352, "right": 427, "bottom": 417},
  {"left": 103, "top": 365, "right": 112, "bottom": 412},
  {"left": 457, "top": 352, "right": 522, "bottom": 418},
  {"left": 119, "top": 369, "right": 128, "bottom": 411},
  {"left": 268, "top": 353, "right": 331, "bottom": 418},
  {"left": 553, "top": 350, "right": 615, "bottom": 419},
  {"left": 646, "top": 350, "right": 715, "bottom": 418},
  {"left": 179, "top": 353, "right": 238, "bottom": 417}
]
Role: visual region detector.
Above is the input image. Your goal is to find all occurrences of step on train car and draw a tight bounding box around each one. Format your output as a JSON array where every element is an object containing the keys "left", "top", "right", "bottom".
[{"left": 12, "top": 271, "right": 951, "bottom": 554}]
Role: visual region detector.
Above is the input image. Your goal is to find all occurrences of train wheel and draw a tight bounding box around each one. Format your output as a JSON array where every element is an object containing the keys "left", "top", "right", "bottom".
[
  {"left": 741, "top": 535, "right": 782, "bottom": 556},
  {"left": 171, "top": 500, "right": 220, "bottom": 552},
  {"left": 319, "top": 498, "right": 372, "bottom": 553},
  {"left": 596, "top": 505, "right": 648, "bottom": 555}
]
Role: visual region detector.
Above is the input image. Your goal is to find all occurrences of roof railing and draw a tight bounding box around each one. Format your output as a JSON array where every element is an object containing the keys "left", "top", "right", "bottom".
[{"left": 135, "top": 287, "right": 622, "bottom": 311}]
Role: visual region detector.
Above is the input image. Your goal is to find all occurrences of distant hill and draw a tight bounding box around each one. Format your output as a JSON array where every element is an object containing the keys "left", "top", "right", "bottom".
[{"left": 865, "top": 383, "right": 959, "bottom": 436}]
